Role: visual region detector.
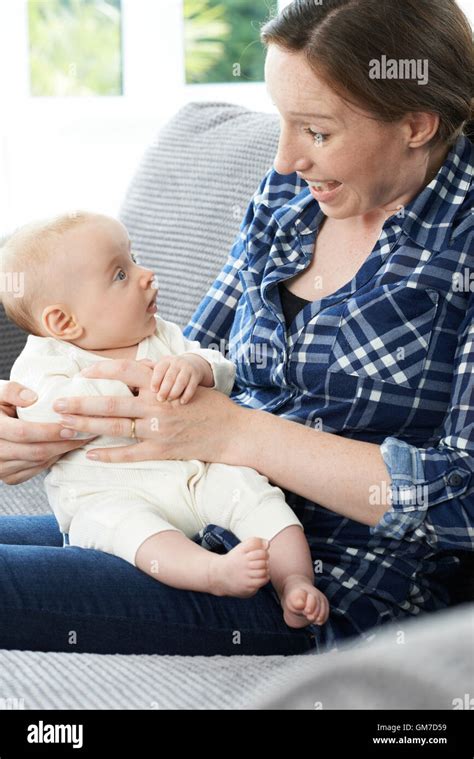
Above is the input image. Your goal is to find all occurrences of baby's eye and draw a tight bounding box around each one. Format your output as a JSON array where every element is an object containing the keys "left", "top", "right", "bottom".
[
  {"left": 304, "top": 128, "right": 329, "bottom": 144},
  {"left": 114, "top": 269, "right": 127, "bottom": 282}
]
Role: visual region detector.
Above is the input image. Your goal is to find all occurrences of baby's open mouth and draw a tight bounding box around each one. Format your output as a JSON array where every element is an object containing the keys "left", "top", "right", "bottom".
[{"left": 146, "top": 294, "right": 157, "bottom": 313}]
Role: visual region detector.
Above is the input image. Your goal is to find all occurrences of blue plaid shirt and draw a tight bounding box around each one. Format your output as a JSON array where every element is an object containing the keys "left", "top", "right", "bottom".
[{"left": 184, "top": 134, "right": 473, "bottom": 650}]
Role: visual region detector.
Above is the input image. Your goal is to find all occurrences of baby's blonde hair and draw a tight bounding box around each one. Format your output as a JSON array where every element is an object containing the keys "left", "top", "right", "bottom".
[{"left": 0, "top": 211, "right": 101, "bottom": 336}]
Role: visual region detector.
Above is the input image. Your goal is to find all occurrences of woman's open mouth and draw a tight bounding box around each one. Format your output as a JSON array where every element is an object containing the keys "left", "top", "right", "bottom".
[{"left": 306, "top": 179, "right": 343, "bottom": 203}]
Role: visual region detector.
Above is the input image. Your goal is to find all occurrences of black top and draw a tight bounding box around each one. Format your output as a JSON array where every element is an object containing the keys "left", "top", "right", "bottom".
[{"left": 278, "top": 281, "right": 312, "bottom": 327}]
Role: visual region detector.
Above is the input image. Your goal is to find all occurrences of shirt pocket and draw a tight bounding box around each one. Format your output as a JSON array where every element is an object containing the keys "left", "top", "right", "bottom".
[{"left": 327, "top": 285, "right": 439, "bottom": 389}]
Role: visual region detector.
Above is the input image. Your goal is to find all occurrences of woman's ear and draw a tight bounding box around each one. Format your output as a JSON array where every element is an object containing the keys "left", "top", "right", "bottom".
[
  {"left": 404, "top": 111, "right": 440, "bottom": 148},
  {"left": 41, "top": 304, "right": 84, "bottom": 340}
]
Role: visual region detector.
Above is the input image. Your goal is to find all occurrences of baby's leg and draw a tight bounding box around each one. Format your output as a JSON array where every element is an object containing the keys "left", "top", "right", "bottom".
[
  {"left": 136, "top": 532, "right": 271, "bottom": 597},
  {"left": 193, "top": 463, "right": 328, "bottom": 617},
  {"left": 268, "top": 526, "right": 329, "bottom": 629},
  {"left": 67, "top": 487, "right": 270, "bottom": 597}
]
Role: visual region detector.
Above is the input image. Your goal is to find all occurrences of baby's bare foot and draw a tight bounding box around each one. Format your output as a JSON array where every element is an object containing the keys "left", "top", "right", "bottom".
[
  {"left": 279, "top": 574, "right": 329, "bottom": 629},
  {"left": 208, "top": 537, "right": 270, "bottom": 597}
]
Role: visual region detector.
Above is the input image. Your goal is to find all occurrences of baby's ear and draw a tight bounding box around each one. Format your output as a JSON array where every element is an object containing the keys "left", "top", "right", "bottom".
[{"left": 42, "top": 305, "right": 83, "bottom": 341}]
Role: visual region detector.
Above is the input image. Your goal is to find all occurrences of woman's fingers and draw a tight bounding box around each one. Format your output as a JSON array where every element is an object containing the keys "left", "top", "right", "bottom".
[
  {"left": 0, "top": 394, "right": 96, "bottom": 484},
  {"left": 0, "top": 450, "right": 67, "bottom": 482},
  {"left": 79, "top": 359, "right": 153, "bottom": 390},
  {"left": 0, "top": 411, "right": 92, "bottom": 444},
  {"left": 0, "top": 403, "right": 18, "bottom": 419},
  {"left": 138, "top": 359, "right": 156, "bottom": 369},
  {"left": 53, "top": 393, "right": 146, "bottom": 418},
  {"left": 0, "top": 436, "right": 90, "bottom": 466},
  {"left": 59, "top": 414, "right": 147, "bottom": 439},
  {"left": 1, "top": 464, "right": 51, "bottom": 486},
  {"left": 0, "top": 381, "right": 38, "bottom": 408},
  {"left": 86, "top": 440, "right": 167, "bottom": 464}
]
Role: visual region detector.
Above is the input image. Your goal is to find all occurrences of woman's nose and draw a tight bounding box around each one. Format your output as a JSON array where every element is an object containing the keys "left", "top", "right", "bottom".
[{"left": 273, "top": 125, "right": 313, "bottom": 176}]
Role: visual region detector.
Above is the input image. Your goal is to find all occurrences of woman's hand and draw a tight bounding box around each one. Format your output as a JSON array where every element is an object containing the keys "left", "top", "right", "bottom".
[
  {"left": 0, "top": 381, "right": 95, "bottom": 485},
  {"left": 53, "top": 359, "right": 249, "bottom": 465}
]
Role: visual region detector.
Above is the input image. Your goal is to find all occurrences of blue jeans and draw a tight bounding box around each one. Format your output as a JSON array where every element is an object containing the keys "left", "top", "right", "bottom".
[{"left": 0, "top": 514, "right": 316, "bottom": 655}]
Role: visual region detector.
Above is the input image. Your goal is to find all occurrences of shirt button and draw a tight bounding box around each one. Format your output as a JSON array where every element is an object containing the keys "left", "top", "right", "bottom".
[{"left": 447, "top": 473, "right": 463, "bottom": 488}]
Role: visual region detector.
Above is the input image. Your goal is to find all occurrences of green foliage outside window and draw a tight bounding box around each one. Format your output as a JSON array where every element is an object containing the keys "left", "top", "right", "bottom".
[
  {"left": 28, "top": 0, "right": 122, "bottom": 96},
  {"left": 184, "top": 0, "right": 270, "bottom": 84}
]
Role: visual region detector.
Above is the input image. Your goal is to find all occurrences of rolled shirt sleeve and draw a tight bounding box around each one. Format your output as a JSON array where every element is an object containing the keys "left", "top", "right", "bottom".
[{"left": 373, "top": 295, "right": 474, "bottom": 551}]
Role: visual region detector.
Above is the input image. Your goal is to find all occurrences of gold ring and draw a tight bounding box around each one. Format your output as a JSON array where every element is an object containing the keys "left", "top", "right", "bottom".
[{"left": 130, "top": 418, "right": 136, "bottom": 439}]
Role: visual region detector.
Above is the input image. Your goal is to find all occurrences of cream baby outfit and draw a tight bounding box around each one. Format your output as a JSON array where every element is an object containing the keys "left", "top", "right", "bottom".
[{"left": 10, "top": 315, "right": 302, "bottom": 566}]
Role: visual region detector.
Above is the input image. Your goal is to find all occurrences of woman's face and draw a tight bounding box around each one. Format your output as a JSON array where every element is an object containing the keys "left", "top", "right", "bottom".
[{"left": 265, "top": 45, "right": 442, "bottom": 222}]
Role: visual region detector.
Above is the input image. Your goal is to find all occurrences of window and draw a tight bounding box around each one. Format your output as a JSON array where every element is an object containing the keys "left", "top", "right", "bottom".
[
  {"left": 28, "top": 0, "right": 123, "bottom": 96},
  {"left": 183, "top": 0, "right": 269, "bottom": 84}
]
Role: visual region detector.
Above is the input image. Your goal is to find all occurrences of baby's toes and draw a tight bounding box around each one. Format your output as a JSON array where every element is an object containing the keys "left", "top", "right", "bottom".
[
  {"left": 247, "top": 549, "right": 269, "bottom": 564},
  {"left": 242, "top": 537, "right": 269, "bottom": 554},
  {"left": 242, "top": 538, "right": 269, "bottom": 565},
  {"left": 287, "top": 588, "right": 307, "bottom": 612},
  {"left": 248, "top": 558, "right": 268, "bottom": 571},
  {"left": 315, "top": 594, "right": 329, "bottom": 625},
  {"left": 304, "top": 592, "right": 320, "bottom": 620}
]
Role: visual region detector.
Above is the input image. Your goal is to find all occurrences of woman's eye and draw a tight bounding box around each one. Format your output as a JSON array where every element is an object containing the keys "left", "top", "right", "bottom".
[
  {"left": 304, "top": 128, "right": 329, "bottom": 144},
  {"left": 131, "top": 253, "right": 138, "bottom": 264},
  {"left": 115, "top": 269, "right": 127, "bottom": 282}
]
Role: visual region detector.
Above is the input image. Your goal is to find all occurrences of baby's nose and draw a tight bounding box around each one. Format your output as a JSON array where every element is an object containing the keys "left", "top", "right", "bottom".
[{"left": 140, "top": 270, "right": 156, "bottom": 287}]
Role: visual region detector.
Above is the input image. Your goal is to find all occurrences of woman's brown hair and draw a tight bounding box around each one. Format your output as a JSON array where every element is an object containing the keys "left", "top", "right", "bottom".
[{"left": 261, "top": 0, "right": 473, "bottom": 146}]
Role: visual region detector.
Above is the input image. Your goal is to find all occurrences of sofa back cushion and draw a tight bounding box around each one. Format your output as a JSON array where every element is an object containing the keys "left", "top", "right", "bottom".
[
  {"left": 119, "top": 101, "right": 279, "bottom": 329},
  {"left": 0, "top": 231, "right": 29, "bottom": 379}
]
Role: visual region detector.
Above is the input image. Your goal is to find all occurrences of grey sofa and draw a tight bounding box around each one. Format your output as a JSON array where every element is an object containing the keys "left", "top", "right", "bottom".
[{"left": 0, "top": 102, "right": 472, "bottom": 710}]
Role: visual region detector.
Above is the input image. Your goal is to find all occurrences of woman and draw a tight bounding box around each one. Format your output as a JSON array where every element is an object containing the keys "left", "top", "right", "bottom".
[{"left": 0, "top": 0, "right": 472, "bottom": 655}]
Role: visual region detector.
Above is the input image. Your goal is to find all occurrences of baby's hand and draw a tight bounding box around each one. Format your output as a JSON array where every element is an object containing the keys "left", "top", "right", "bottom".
[{"left": 151, "top": 354, "right": 212, "bottom": 404}]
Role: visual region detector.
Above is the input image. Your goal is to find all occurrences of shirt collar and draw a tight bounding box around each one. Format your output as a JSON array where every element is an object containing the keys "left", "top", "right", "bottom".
[
  {"left": 274, "top": 134, "right": 473, "bottom": 251},
  {"left": 400, "top": 135, "right": 473, "bottom": 252}
]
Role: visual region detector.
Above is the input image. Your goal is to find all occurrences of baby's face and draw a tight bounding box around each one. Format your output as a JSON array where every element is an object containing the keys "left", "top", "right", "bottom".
[{"left": 43, "top": 216, "right": 158, "bottom": 350}]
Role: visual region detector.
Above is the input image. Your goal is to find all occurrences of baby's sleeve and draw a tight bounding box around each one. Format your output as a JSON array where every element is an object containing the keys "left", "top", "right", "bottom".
[{"left": 11, "top": 349, "right": 133, "bottom": 437}]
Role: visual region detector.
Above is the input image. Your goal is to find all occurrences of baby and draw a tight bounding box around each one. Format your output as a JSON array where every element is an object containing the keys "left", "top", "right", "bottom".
[{"left": 1, "top": 212, "right": 329, "bottom": 629}]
